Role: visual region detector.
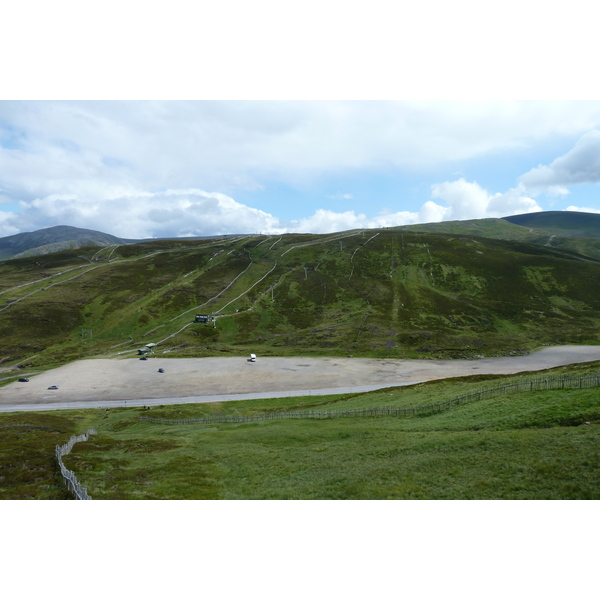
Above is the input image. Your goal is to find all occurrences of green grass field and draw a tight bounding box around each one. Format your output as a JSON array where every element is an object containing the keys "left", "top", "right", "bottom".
[{"left": 2, "top": 361, "right": 598, "bottom": 500}]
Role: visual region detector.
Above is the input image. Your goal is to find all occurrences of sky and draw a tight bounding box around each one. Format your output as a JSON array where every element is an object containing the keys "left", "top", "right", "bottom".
[
  {"left": 1, "top": 2, "right": 599, "bottom": 241},
  {"left": 2, "top": 100, "right": 600, "bottom": 239}
]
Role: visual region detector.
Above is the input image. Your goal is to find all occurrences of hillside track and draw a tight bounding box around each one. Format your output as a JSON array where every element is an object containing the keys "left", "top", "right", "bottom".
[{"left": 1, "top": 345, "right": 599, "bottom": 412}]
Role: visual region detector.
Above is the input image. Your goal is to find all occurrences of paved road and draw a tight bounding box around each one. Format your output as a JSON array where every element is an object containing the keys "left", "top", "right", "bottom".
[{"left": 0, "top": 383, "right": 420, "bottom": 413}]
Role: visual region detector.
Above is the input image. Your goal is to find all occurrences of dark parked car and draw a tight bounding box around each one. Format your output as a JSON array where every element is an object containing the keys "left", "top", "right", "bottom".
[
  {"left": 158, "top": 368, "right": 165, "bottom": 373},
  {"left": 47, "top": 385, "right": 59, "bottom": 390},
  {"left": 140, "top": 356, "right": 148, "bottom": 360},
  {"left": 18, "top": 378, "right": 29, "bottom": 382}
]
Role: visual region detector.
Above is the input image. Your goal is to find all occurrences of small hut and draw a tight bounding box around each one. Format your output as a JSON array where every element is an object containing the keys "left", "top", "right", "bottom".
[{"left": 195, "top": 314, "right": 214, "bottom": 323}]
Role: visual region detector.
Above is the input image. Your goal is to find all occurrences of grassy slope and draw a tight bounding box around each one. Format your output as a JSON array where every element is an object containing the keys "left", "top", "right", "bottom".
[
  {"left": 406, "top": 211, "right": 600, "bottom": 240},
  {"left": 503, "top": 210, "right": 600, "bottom": 238},
  {"left": 405, "top": 212, "right": 600, "bottom": 261},
  {"left": 2, "top": 361, "right": 598, "bottom": 499},
  {"left": 2, "top": 227, "right": 600, "bottom": 372}
]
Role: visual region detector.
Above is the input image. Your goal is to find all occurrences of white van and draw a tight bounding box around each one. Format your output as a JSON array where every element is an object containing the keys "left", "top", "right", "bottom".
[{"left": 249, "top": 353, "right": 256, "bottom": 362}]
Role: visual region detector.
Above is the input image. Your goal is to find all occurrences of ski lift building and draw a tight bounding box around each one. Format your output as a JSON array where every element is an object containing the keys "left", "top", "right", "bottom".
[{"left": 195, "top": 314, "right": 215, "bottom": 323}]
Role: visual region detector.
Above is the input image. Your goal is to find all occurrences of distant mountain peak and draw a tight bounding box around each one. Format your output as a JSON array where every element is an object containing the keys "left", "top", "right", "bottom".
[
  {"left": 502, "top": 211, "right": 600, "bottom": 237},
  {"left": 0, "top": 225, "right": 131, "bottom": 261}
]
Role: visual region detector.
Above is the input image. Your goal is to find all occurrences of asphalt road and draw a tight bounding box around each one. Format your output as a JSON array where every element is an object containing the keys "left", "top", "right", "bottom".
[{"left": 0, "top": 383, "right": 418, "bottom": 412}]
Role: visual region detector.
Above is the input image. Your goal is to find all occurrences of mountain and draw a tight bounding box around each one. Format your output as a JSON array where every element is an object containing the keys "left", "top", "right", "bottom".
[
  {"left": 0, "top": 225, "right": 136, "bottom": 261},
  {"left": 403, "top": 211, "right": 600, "bottom": 261},
  {"left": 1, "top": 217, "right": 600, "bottom": 369},
  {"left": 503, "top": 211, "right": 600, "bottom": 238},
  {"left": 0, "top": 225, "right": 247, "bottom": 261}
]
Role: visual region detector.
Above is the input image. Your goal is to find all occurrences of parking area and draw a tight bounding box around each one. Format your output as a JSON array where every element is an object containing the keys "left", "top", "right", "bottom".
[{"left": 1, "top": 345, "right": 600, "bottom": 407}]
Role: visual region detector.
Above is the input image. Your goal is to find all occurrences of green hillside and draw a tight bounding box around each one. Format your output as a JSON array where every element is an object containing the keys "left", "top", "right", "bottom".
[
  {"left": 402, "top": 217, "right": 533, "bottom": 239},
  {"left": 504, "top": 210, "right": 600, "bottom": 238},
  {"left": 404, "top": 211, "right": 600, "bottom": 261},
  {"left": 1, "top": 225, "right": 600, "bottom": 370},
  {"left": 404, "top": 210, "right": 600, "bottom": 240}
]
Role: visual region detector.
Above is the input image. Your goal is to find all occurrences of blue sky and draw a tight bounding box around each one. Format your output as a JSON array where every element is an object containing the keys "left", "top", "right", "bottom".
[{"left": 2, "top": 100, "right": 600, "bottom": 239}]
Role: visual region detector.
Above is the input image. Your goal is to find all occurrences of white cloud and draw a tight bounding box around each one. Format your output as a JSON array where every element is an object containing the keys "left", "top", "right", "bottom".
[
  {"left": 428, "top": 178, "right": 542, "bottom": 221},
  {"left": 488, "top": 186, "right": 542, "bottom": 217},
  {"left": 7, "top": 188, "right": 423, "bottom": 238},
  {"left": 14, "top": 189, "right": 287, "bottom": 239},
  {"left": 418, "top": 201, "right": 448, "bottom": 223},
  {"left": 327, "top": 193, "right": 354, "bottom": 200},
  {"left": 1, "top": 178, "right": 545, "bottom": 240},
  {"left": 565, "top": 205, "right": 600, "bottom": 215},
  {"left": 520, "top": 129, "right": 600, "bottom": 193},
  {"left": 430, "top": 179, "right": 490, "bottom": 220},
  {"left": 0, "top": 211, "right": 20, "bottom": 237},
  {"left": 287, "top": 208, "right": 421, "bottom": 233},
  {"left": 3, "top": 101, "right": 600, "bottom": 206}
]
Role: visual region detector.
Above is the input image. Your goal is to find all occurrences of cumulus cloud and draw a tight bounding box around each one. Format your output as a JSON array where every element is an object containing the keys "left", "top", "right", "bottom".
[
  {"left": 286, "top": 208, "right": 421, "bottom": 234},
  {"left": 3, "top": 101, "right": 600, "bottom": 205},
  {"left": 0, "top": 211, "right": 20, "bottom": 237},
  {"left": 13, "top": 189, "right": 287, "bottom": 239},
  {"left": 2, "top": 178, "right": 545, "bottom": 239},
  {"left": 282, "top": 183, "right": 544, "bottom": 234},
  {"left": 9, "top": 184, "right": 428, "bottom": 238},
  {"left": 430, "top": 179, "right": 490, "bottom": 220},
  {"left": 564, "top": 205, "right": 600, "bottom": 215},
  {"left": 428, "top": 178, "right": 542, "bottom": 221},
  {"left": 520, "top": 129, "right": 600, "bottom": 193}
]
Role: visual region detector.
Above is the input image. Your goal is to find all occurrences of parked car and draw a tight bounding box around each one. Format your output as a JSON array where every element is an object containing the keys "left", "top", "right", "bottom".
[
  {"left": 47, "top": 385, "right": 59, "bottom": 390},
  {"left": 140, "top": 356, "right": 148, "bottom": 361},
  {"left": 18, "top": 378, "right": 29, "bottom": 382},
  {"left": 158, "top": 368, "right": 165, "bottom": 373}
]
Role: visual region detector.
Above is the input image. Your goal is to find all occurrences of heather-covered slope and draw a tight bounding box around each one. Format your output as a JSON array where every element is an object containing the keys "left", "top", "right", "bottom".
[
  {"left": 1, "top": 226, "right": 600, "bottom": 369},
  {"left": 404, "top": 211, "right": 600, "bottom": 261},
  {"left": 503, "top": 210, "right": 600, "bottom": 238}
]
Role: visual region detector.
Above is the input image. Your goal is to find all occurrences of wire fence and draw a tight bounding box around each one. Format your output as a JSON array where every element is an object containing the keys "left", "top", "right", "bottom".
[
  {"left": 55, "top": 429, "right": 96, "bottom": 500},
  {"left": 139, "top": 373, "right": 600, "bottom": 426}
]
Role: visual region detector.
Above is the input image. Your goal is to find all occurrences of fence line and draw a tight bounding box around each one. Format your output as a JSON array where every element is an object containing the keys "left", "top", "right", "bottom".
[
  {"left": 55, "top": 429, "right": 96, "bottom": 500},
  {"left": 140, "top": 373, "right": 600, "bottom": 426}
]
